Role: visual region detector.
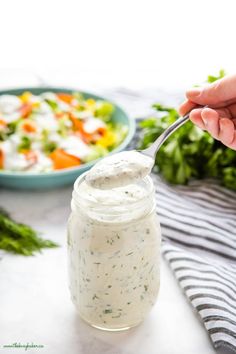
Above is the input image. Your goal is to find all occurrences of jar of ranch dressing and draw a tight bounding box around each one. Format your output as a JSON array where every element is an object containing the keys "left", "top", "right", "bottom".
[{"left": 67, "top": 151, "right": 161, "bottom": 331}]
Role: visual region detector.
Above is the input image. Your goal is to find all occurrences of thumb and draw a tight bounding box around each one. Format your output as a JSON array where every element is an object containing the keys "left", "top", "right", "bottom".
[{"left": 186, "top": 74, "right": 236, "bottom": 106}]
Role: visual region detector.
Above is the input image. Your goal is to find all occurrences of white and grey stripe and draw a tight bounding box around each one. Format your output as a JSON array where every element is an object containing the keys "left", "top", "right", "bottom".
[{"left": 156, "top": 175, "right": 236, "bottom": 353}]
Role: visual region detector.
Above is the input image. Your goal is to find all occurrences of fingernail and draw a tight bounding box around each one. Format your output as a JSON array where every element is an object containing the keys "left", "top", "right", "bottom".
[{"left": 186, "top": 88, "right": 202, "bottom": 98}]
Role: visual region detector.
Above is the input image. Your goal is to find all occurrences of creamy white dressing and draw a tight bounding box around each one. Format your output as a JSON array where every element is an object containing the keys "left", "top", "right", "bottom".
[
  {"left": 34, "top": 113, "right": 58, "bottom": 132},
  {"left": 46, "top": 132, "right": 62, "bottom": 144},
  {"left": 3, "top": 111, "right": 21, "bottom": 123},
  {"left": 35, "top": 101, "right": 52, "bottom": 114},
  {"left": 73, "top": 111, "right": 90, "bottom": 119},
  {"left": 2, "top": 137, "right": 31, "bottom": 171},
  {"left": 68, "top": 152, "right": 160, "bottom": 331},
  {"left": 78, "top": 180, "right": 148, "bottom": 207},
  {"left": 57, "top": 101, "right": 70, "bottom": 112},
  {"left": 85, "top": 150, "right": 154, "bottom": 189},
  {"left": 4, "top": 153, "right": 30, "bottom": 171},
  {"left": 6, "top": 134, "right": 22, "bottom": 147},
  {"left": 1, "top": 138, "right": 29, "bottom": 170},
  {"left": 83, "top": 117, "right": 106, "bottom": 134},
  {"left": 0, "top": 95, "right": 21, "bottom": 114},
  {"left": 40, "top": 92, "right": 58, "bottom": 101},
  {"left": 27, "top": 152, "right": 52, "bottom": 172},
  {"left": 60, "top": 136, "right": 91, "bottom": 160},
  {"left": 1, "top": 133, "right": 50, "bottom": 172},
  {"left": 40, "top": 92, "right": 69, "bottom": 112},
  {"left": 28, "top": 94, "right": 42, "bottom": 104},
  {"left": 0, "top": 94, "right": 22, "bottom": 123}
]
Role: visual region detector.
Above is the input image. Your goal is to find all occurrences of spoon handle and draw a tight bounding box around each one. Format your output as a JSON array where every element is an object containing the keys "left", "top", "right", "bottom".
[{"left": 141, "top": 113, "right": 190, "bottom": 158}]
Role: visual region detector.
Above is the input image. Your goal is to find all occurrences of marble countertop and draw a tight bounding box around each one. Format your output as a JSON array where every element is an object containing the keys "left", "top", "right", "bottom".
[{"left": 0, "top": 185, "right": 216, "bottom": 354}]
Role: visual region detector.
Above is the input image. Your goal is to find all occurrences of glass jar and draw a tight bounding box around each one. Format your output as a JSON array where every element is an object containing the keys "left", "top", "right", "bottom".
[{"left": 67, "top": 172, "right": 161, "bottom": 331}]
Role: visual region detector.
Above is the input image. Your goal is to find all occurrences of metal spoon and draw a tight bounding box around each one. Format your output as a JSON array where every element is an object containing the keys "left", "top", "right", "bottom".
[
  {"left": 141, "top": 106, "right": 208, "bottom": 159},
  {"left": 140, "top": 112, "right": 189, "bottom": 159}
]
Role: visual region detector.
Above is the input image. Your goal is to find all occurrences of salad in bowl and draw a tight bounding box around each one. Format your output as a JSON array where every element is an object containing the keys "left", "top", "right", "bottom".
[
  {"left": 0, "top": 91, "right": 127, "bottom": 172},
  {"left": 0, "top": 88, "right": 134, "bottom": 189}
]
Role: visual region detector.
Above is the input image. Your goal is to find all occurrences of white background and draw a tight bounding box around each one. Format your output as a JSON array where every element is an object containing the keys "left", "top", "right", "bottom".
[{"left": 0, "top": 0, "right": 235, "bottom": 91}]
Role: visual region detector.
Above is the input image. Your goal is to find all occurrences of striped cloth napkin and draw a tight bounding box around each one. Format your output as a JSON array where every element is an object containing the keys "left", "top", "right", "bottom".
[
  {"left": 111, "top": 87, "right": 236, "bottom": 354},
  {"left": 155, "top": 177, "right": 236, "bottom": 354}
]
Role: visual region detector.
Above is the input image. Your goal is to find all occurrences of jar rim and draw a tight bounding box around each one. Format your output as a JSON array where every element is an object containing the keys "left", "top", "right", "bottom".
[{"left": 72, "top": 171, "right": 154, "bottom": 208}]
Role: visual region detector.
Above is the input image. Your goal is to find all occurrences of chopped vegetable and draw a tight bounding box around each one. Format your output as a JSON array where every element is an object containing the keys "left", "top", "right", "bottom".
[
  {"left": 139, "top": 71, "right": 236, "bottom": 191},
  {"left": 43, "top": 141, "right": 57, "bottom": 154},
  {"left": 97, "top": 130, "right": 116, "bottom": 148},
  {"left": 18, "top": 136, "right": 31, "bottom": 152},
  {"left": 0, "top": 119, "right": 6, "bottom": 129},
  {"left": 19, "top": 103, "right": 33, "bottom": 118},
  {"left": 0, "top": 208, "right": 58, "bottom": 256},
  {"left": 23, "top": 150, "right": 38, "bottom": 164},
  {"left": 95, "top": 101, "right": 114, "bottom": 121},
  {"left": 56, "top": 93, "right": 73, "bottom": 104},
  {"left": 0, "top": 149, "right": 3, "bottom": 169},
  {"left": 50, "top": 149, "right": 81, "bottom": 170},
  {"left": 21, "top": 120, "right": 37, "bottom": 133}
]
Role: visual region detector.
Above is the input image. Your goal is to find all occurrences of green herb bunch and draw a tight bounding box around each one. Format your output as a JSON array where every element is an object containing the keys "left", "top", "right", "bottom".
[
  {"left": 139, "top": 71, "right": 236, "bottom": 190},
  {"left": 0, "top": 208, "right": 58, "bottom": 256}
]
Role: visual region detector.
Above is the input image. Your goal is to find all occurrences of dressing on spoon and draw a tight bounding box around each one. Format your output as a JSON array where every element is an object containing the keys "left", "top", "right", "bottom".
[
  {"left": 86, "top": 110, "right": 192, "bottom": 190},
  {"left": 85, "top": 150, "right": 154, "bottom": 189}
]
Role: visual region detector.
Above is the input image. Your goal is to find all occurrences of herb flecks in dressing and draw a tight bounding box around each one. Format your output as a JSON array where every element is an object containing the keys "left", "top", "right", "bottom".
[
  {"left": 85, "top": 150, "right": 154, "bottom": 189},
  {"left": 68, "top": 150, "right": 160, "bottom": 331}
]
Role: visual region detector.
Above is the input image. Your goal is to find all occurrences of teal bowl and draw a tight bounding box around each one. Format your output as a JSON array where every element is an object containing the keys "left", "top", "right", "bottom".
[{"left": 0, "top": 87, "right": 135, "bottom": 189}]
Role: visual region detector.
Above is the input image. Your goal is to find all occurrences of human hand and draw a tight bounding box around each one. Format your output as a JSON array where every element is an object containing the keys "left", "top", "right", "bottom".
[{"left": 179, "top": 74, "right": 236, "bottom": 150}]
